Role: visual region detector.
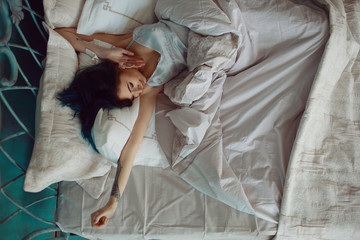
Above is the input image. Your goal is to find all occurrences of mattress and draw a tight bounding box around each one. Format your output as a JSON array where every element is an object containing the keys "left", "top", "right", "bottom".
[{"left": 54, "top": 0, "right": 330, "bottom": 239}]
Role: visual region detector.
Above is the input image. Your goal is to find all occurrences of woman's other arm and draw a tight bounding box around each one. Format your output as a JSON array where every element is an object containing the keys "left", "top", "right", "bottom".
[
  {"left": 54, "top": 28, "right": 144, "bottom": 68},
  {"left": 91, "top": 85, "right": 163, "bottom": 229}
]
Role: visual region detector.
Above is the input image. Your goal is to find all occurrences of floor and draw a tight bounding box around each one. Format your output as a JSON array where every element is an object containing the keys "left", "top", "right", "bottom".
[{"left": 0, "top": 0, "right": 85, "bottom": 239}]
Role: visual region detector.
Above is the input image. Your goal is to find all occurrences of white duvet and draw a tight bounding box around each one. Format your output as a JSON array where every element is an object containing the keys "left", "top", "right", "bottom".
[{"left": 154, "top": 0, "right": 329, "bottom": 222}]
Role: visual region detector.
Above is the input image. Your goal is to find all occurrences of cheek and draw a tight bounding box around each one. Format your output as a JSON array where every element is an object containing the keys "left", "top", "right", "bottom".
[
  {"left": 116, "top": 77, "right": 122, "bottom": 98},
  {"left": 116, "top": 87, "right": 122, "bottom": 99}
]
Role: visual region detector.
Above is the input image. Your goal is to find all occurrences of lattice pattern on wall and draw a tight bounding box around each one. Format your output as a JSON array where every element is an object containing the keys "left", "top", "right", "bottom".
[{"left": 0, "top": 0, "right": 85, "bottom": 239}]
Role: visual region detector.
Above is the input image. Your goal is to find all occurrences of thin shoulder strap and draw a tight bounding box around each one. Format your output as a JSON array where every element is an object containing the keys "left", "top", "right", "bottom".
[{"left": 126, "top": 39, "right": 136, "bottom": 50}]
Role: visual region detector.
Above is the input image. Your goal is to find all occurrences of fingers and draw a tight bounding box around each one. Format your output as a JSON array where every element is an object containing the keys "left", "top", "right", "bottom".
[
  {"left": 92, "top": 213, "right": 109, "bottom": 229},
  {"left": 121, "top": 63, "right": 145, "bottom": 68},
  {"left": 121, "top": 56, "right": 145, "bottom": 64},
  {"left": 111, "top": 48, "right": 145, "bottom": 69},
  {"left": 118, "top": 59, "right": 145, "bottom": 69},
  {"left": 91, "top": 212, "right": 100, "bottom": 226},
  {"left": 93, "top": 216, "right": 109, "bottom": 229},
  {"left": 120, "top": 58, "right": 145, "bottom": 65},
  {"left": 119, "top": 54, "right": 144, "bottom": 61},
  {"left": 121, "top": 49, "right": 135, "bottom": 56}
]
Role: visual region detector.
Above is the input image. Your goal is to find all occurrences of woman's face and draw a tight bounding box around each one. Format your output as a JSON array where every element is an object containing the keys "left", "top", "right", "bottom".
[{"left": 117, "top": 69, "right": 147, "bottom": 100}]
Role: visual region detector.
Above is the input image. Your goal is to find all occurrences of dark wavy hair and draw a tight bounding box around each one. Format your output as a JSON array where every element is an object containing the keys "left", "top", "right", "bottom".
[{"left": 57, "top": 60, "right": 132, "bottom": 152}]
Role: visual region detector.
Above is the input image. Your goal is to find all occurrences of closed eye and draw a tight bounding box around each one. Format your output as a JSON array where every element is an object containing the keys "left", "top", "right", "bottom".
[{"left": 127, "top": 84, "right": 134, "bottom": 101}]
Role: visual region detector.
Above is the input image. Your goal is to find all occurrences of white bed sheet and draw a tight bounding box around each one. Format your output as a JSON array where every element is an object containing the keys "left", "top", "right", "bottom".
[
  {"left": 55, "top": 0, "right": 330, "bottom": 239},
  {"left": 57, "top": 167, "right": 276, "bottom": 240}
]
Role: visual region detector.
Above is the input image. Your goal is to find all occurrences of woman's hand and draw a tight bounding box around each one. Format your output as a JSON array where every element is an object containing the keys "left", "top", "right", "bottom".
[
  {"left": 105, "top": 48, "right": 145, "bottom": 69},
  {"left": 91, "top": 198, "right": 118, "bottom": 229}
]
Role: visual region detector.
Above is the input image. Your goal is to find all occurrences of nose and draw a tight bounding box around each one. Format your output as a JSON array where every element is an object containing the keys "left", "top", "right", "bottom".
[
  {"left": 129, "top": 81, "right": 143, "bottom": 98},
  {"left": 131, "top": 86, "right": 142, "bottom": 98}
]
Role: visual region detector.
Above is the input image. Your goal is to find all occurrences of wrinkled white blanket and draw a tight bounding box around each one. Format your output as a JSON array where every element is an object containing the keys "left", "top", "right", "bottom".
[
  {"left": 155, "top": 0, "right": 257, "bottom": 216},
  {"left": 155, "top": 0, "right": 329, "bottom": 222}
]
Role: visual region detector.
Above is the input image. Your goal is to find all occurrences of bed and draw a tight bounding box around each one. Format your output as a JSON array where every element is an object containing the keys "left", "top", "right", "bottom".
[{"left": 22, "top": 0, "right": 360, "bottom": 239}]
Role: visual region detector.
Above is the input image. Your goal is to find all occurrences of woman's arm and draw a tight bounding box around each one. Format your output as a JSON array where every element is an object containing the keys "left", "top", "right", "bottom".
[
  {"left": 91, "top": 85, "right": 163, "bottom": 229},
  {"left": 54, "top": 28, "right": 144, "bottom": 68}
]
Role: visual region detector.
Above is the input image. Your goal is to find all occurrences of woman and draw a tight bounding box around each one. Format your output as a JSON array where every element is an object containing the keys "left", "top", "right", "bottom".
[{"left": 55, "top": 20, "right": 189, "bottom": 229}]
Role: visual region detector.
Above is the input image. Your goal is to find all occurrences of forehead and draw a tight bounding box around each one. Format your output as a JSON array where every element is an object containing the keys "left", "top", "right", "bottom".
[{"left": 119, "top": 68, "right": 143, "bottom": 79}]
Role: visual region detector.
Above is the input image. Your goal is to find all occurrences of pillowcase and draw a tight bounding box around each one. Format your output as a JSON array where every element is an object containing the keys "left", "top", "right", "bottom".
[
  {"left": 93, "top": 98, "right": 140, "bottom": 163},
  {"left": 24, "top": 25, "right": 113, "bottom": 197},
  {"left": 92, "top": 99, "right": 169, "bottom": 168},
  {"left": 43, "top": 0, "right": 85, "bottom": 29},
  {"left": 77, "top": 0, "right": 158, "bottom": 35}
]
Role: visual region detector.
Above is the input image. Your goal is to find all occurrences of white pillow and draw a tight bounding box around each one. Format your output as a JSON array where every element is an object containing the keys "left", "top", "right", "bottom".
[
  {"left": 93, "top": 98, "right": 140, "bottom": 162},
  {"left": 92, "top": 100, "right": 169, "bottom": 168},
  {"left": 77, "top": 0, "right": 158, "bottom": 35},
  {"left": 43, "top": 0, "right": 85, "bottom": 29},
  {"left": 24, "top": 25, "right": 113, "bottom": 198}
]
